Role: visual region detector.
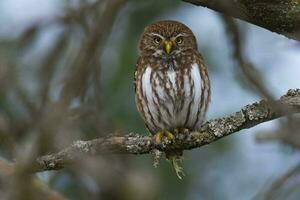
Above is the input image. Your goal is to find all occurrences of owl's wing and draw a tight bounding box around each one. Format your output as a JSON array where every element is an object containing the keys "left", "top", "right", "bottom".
[
  {"left": 193, "top": 52, "right": 211, "bottom": 130},
  {"left": 134, "top": 57, "right": 142, "bottom": 93}
]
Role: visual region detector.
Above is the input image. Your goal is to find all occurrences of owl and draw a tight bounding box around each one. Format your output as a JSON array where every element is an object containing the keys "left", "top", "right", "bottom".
[{"left": 134, "top": 20, "right": 211, "bottom": 178}]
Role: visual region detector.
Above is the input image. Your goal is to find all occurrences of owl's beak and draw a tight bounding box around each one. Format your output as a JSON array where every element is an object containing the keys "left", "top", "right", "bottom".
[{"left": 164, "top": 41, "right": 172, "bottom": 54}]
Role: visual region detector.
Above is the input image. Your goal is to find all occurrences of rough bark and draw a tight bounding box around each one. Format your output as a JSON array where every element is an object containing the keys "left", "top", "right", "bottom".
[
  {"left": 183, "top": 0, "right": 300, "bottom": 41},
  {"left": 31, "top": 89, "right": 300, "bottom": 172}
]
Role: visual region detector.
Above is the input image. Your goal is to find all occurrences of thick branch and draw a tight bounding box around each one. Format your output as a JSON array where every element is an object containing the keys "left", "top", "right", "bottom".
[
  {"left": 183, "top": 0, "right": 300, "bottom": 41},
  {"left": 33, "top": 89, "right": 300, "bottom": 172}
]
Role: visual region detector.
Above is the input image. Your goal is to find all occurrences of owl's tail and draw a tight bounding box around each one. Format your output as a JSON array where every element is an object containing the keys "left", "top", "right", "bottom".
[{"left": 166, "top": 150, "right": 185, "bottom": 179}]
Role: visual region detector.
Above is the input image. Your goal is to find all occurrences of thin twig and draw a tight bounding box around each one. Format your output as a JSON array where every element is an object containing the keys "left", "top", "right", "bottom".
[{"left": 265, "top": 163, "right": 300, "bottom": 200}]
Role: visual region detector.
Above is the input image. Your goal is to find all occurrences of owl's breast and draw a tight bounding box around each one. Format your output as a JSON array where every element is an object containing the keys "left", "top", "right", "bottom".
[{"left": 136, "top": 61, "right": 206, "bottom": 133}]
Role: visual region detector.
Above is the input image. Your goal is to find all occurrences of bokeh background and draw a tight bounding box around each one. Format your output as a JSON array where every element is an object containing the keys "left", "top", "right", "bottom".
[{"left": 0, "top": 0, "right": 300, "bottom": 199}]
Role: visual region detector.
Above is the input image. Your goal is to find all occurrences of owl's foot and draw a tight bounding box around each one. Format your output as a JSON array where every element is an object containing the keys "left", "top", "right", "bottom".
[
  {"left": 154, "top": 131, "right": 174, "bottom": 144},
  {"left": 173, "top": 128, "right": 190, "bottom": 135}
]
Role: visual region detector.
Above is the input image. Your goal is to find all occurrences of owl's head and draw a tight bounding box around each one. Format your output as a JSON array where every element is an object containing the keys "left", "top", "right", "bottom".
[{"left": 139, "top": 20, "right": 197, "bottom": 57}]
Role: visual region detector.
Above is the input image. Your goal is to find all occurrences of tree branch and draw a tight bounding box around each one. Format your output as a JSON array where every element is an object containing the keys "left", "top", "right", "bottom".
[
  {"left": 183, "top": 0, "right": 300, "bottom": 41},
  {"left": 33, "top": 89, "right": 300, "bottom": 172}
]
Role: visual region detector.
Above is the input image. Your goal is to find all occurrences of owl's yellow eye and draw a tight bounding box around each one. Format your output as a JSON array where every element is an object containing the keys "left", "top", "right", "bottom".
[
  {"left": 175, "top": 37, "right": 183, "bottom": 44},
  {"left": 154, "top": 37, "right": 162, "bottom": 44}
]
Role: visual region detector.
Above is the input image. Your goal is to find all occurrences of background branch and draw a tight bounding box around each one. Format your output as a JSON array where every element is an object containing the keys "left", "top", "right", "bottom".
[
  {"left": 1, "top": 1, "right": 300, "bottom": 198},
  {"left": 183, "top": 0, "right": 300, "bottom": 41},
  {"left": 33, "top": 89, "right": 300, "bottom": 172},
  {"left": 0, "top": 160, "right": 68, "bottom": 200}
]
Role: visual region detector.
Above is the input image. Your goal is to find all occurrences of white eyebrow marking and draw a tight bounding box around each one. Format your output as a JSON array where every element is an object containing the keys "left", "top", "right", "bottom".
[
  {"left": 148, "top": 33, "right": 165, "bottom": 39},
  {"left": 171, "top": 33, "right": 189, "bottom": 40},
  {"left": 176, "top": 33, "right": 189, "bottom": 37}
]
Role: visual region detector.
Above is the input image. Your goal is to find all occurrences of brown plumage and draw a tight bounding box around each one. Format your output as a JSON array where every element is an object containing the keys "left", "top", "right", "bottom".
[{"left": 134, "top": 20, "right": 211, "bottom": 178}]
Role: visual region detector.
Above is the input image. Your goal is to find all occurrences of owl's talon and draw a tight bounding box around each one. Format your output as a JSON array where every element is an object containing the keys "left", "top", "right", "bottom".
[
  {"left": 182, "top": 128, "right": 190, "bottom": 134},
  {"left": 165, "top": 131, "right": 174, "bottom": 140},
  {"left": 174, "top": 128, "right": 180, "bottom": 135},
  {"left": 154, "top": 131, "right": 174, "bottom": 144},
  {"left": 173, "top": 128, "right": 190, "bottom": 135}
]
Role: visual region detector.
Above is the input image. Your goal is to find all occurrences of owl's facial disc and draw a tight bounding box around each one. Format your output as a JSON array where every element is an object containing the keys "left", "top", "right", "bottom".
[
  {"left": 139, "top": 21, "right": 198, "bottom": 58},
  {"left": 158, "top": 33, "right": 188, "bottom": 56},
  {"left": 148, "top": 33, "right": 179, "bottom": 56}
]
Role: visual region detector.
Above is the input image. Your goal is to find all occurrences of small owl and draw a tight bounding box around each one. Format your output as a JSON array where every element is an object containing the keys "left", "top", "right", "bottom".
[{"left": 134, "top": 20, "right": 211, "bottom": 178}]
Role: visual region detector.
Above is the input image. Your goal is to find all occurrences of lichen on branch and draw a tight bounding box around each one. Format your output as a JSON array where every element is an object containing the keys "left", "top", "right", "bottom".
[{"left": 33, "top": 89, "right": 300, "bottom": 172}]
